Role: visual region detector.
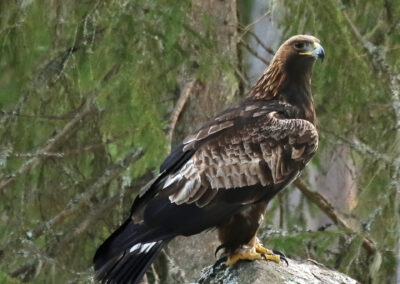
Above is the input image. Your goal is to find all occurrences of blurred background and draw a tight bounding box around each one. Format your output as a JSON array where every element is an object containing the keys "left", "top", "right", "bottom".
[{"left": 0, "top": 0, "right": 399, "bottom": 283}]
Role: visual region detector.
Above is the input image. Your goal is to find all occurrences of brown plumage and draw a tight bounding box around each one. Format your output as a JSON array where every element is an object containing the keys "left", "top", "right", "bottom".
[{"left": 93, "top": 35, "right": 324, "bottom": 284}]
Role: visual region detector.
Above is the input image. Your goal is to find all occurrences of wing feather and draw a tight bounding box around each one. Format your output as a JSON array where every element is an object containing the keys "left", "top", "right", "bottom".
[
  {"left": 134, "top": 99, "right": 316, "bottom": 214},
  {"left": 164, "top": 110, "right": 318, "bottom": 206}
]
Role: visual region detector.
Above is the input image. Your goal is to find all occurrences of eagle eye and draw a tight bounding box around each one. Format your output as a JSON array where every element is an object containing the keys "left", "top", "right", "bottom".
[{"left": 294, "top": 42, "right": 306, "bottom": 50}]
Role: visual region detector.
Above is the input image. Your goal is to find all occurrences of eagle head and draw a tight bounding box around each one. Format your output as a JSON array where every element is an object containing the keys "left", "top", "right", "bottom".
[
  {"left": 249, "top": 35, "right": 323, "bottom": 123},
  {"left": 275, "top": 35, "right": 325, "bottom": 73}
]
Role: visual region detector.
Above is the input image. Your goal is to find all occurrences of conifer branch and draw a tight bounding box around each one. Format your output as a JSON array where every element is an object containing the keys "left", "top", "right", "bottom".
[
  {"left": 341, "top": 9, "right": 400, "bottom": 128},
  {"left": 52, "top": 192, "right": 129, "bottom": 254},
  {"left": 0, "top": 103, "right": 97, "bottom": 194},
  {"left": 322, "top": 129, "right": 393, "bottom": 166},
  {"left": 29, "top": 149, "right": 144, "bottom": 239},
  {"left": 294, "top": 178, "right": 376, "bottom": 254}
]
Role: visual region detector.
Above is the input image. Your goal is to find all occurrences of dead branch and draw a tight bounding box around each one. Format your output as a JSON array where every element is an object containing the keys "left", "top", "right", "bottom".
[
  {"left": 168, "top": 80, "right": 196, "bottom": 142},
  {"left": 9, "top": 132, "right": 129, "bottom": 159},
  {"left": 238, "top": 10, "right": 271, "bottom": 34},
  {"left": 49, "top": 172, "right": 152, "bottom": 256},
  {"left": 9, "top": 171, "right": 152, "bottom": 283},
  {"left": 294, "top": 178, "right": 376, "bottom": 254},
  {"left": 278, "top": 192, "right": 284, "bottom": 229},
  {"left": 239, "top": 38, "right": 270, "bottom": 66},
  {"left": 238, "top": 26, "right": 275, "bottom": 56},
  {"left": 52, "top": 193, "right": 125, "bottom": 254},
  {"left": 29, "top": 149, "right": 144, "bottom": 239},
  {"left": 8, "top": 236, "right": 71, "bottom": 281},
  {"left": 49, "top": 171, "right": 151, "bottom": 255},
  {"left": 0, "top": 110, "right": 75, "bottom": 120},
  {"left": 0, "top": 103, "right": 97, "bottom": 194},
  {"left": 234, "top": 67, "right": 251, "bottom": 90},
  {"left": 101, "top": 63, "right": 121, "bottom": 83},
  {"left": 341, "top": 11, "right": 364, "bottom": 42},
  {"left": 322, "top": 129, "right": 393, "bottom": 167}
]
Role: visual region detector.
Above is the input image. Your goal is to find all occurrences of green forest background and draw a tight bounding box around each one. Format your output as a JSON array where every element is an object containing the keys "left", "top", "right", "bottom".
[{"left": 0, "top": 0, "right": 399, "bottom": 283}]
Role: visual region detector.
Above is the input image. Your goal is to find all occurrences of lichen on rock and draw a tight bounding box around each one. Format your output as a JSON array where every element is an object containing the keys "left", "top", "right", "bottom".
[{"left": 196, "top": 258, "right": 358, "bottom": 284}]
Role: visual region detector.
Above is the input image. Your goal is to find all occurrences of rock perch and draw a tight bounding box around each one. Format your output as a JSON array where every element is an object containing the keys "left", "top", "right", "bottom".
[{"left": 196, "top": 258, "right": 359, "bottom": 284}]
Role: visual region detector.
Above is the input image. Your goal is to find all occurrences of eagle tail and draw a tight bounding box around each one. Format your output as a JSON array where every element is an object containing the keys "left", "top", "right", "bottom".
[{"left": 93, "top": 219, "right": 170, "bottom": 284}]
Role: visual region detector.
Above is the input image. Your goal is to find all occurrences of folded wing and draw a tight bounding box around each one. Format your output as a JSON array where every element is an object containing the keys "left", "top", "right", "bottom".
[{"left": 159, "top": 101, "right": 318, "bottom": 208}]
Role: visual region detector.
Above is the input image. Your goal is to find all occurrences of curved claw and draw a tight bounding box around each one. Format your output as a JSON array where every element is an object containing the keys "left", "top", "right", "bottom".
[
  {"left": 215, "top": 244, "right": 226, "bottom": 258},
  {"left": 213, "top": 255, "right": 228, "bottom": 268},
  {"left": 273, "top": 250, "right": 288, "bottom": 266}
]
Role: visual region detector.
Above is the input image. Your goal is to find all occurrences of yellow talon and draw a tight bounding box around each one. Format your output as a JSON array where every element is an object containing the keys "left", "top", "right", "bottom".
[
  {"left": 226, "top": 250, "right": 263, "bottom": 266},
  {"left": 263, "top": 253, "right": 280, "bottom": 264},
  {"left": 225, "top": 236, "right": 286, "bottom": 266},
  {"left": 254, "top": 238, "right": 273, "bottom": 255}
]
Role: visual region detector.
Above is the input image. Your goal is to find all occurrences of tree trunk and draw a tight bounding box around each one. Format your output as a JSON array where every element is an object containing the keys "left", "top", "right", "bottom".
[{"left": 162, "top": 0, "right": 239, "bottom": 283}]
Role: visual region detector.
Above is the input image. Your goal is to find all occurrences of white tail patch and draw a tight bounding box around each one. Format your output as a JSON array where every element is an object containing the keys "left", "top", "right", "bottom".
[
  {"left": 163, "top": 174, "right": 182, "bottom": 188},
  {"left": 129, "top": 241, "right": 158, "bottom": 254}
]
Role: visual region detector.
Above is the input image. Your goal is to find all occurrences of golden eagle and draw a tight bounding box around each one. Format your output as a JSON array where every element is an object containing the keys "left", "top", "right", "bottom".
[{"left": 93, "top": 35, "right": 324, "bottom": 283}]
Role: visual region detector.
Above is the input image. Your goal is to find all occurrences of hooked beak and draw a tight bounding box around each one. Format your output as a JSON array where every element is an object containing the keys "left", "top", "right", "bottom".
[
  {"left": 313, "top": 42, "right": 325, "bottom": 62},
  {"left": 299, "top": 42, "right": 325, "bottom": 62}
]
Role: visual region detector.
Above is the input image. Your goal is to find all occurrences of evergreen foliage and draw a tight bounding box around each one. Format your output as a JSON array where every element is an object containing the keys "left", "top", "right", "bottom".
[
  {"left": 0, "top": 0, "right": 399, "bottom": 283},
  {"left": 0, "top": 1, "right": 229, "bottom": 282},
  {"left": 259, "top": 0, "right": 400, "bottom": 282}
]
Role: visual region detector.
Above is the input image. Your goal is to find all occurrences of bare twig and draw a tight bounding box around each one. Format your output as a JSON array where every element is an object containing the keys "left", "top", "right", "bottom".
[
  {"left": 341, "top": 11, "right": 364, "bottom": 42},
  {"left": 101, "top": 63, "right": 121, "bottom": 83},
  {"left": 151, "top": 264, "right": 160, "bottom": 284},
  {"left": 0, "top": 110, "right": 75, "bottom": 120},
  {"left": 9, "top": 132, "right": 129, "bottom": 159},
  {"left": 239, "top": 11, "right": 271, "bottom": 33},
  {"left": 322, "top": 129, "right": 393, "bottom": 167},
  {"left": 278, "top": 192, "right": 284, "bottom": 229},
  {"left": 11, "top": 171, "right": 152, "bottom": 281},
  {"left": 294, "top": 178, "right": 376, "bottom": 254},
  {"left": 238, "top": 26, "right": 275, "bottom": 56},
  {"left": 234, "top": 67, "right": 251, "bottom": 89},
  {"left": 52, "top": 191, "right": 128, "bottom": 254},
  {"left": 239, "top": 39, "right": 270, "bottom": 66},
  {"left": 8, "top": 234, "right": 71, "bottom": 281},
  {"left": 47, "top": 172, "right": 152, "bottom": 257},
  {"left": 168, "top": 80, "right": 196, "bottom": 142},
  {"left": 0, "top": 103, "right": 97, "bottom": 194},
  {"left": 29, "top": 149, "right": 144, "bottom": 239}
]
